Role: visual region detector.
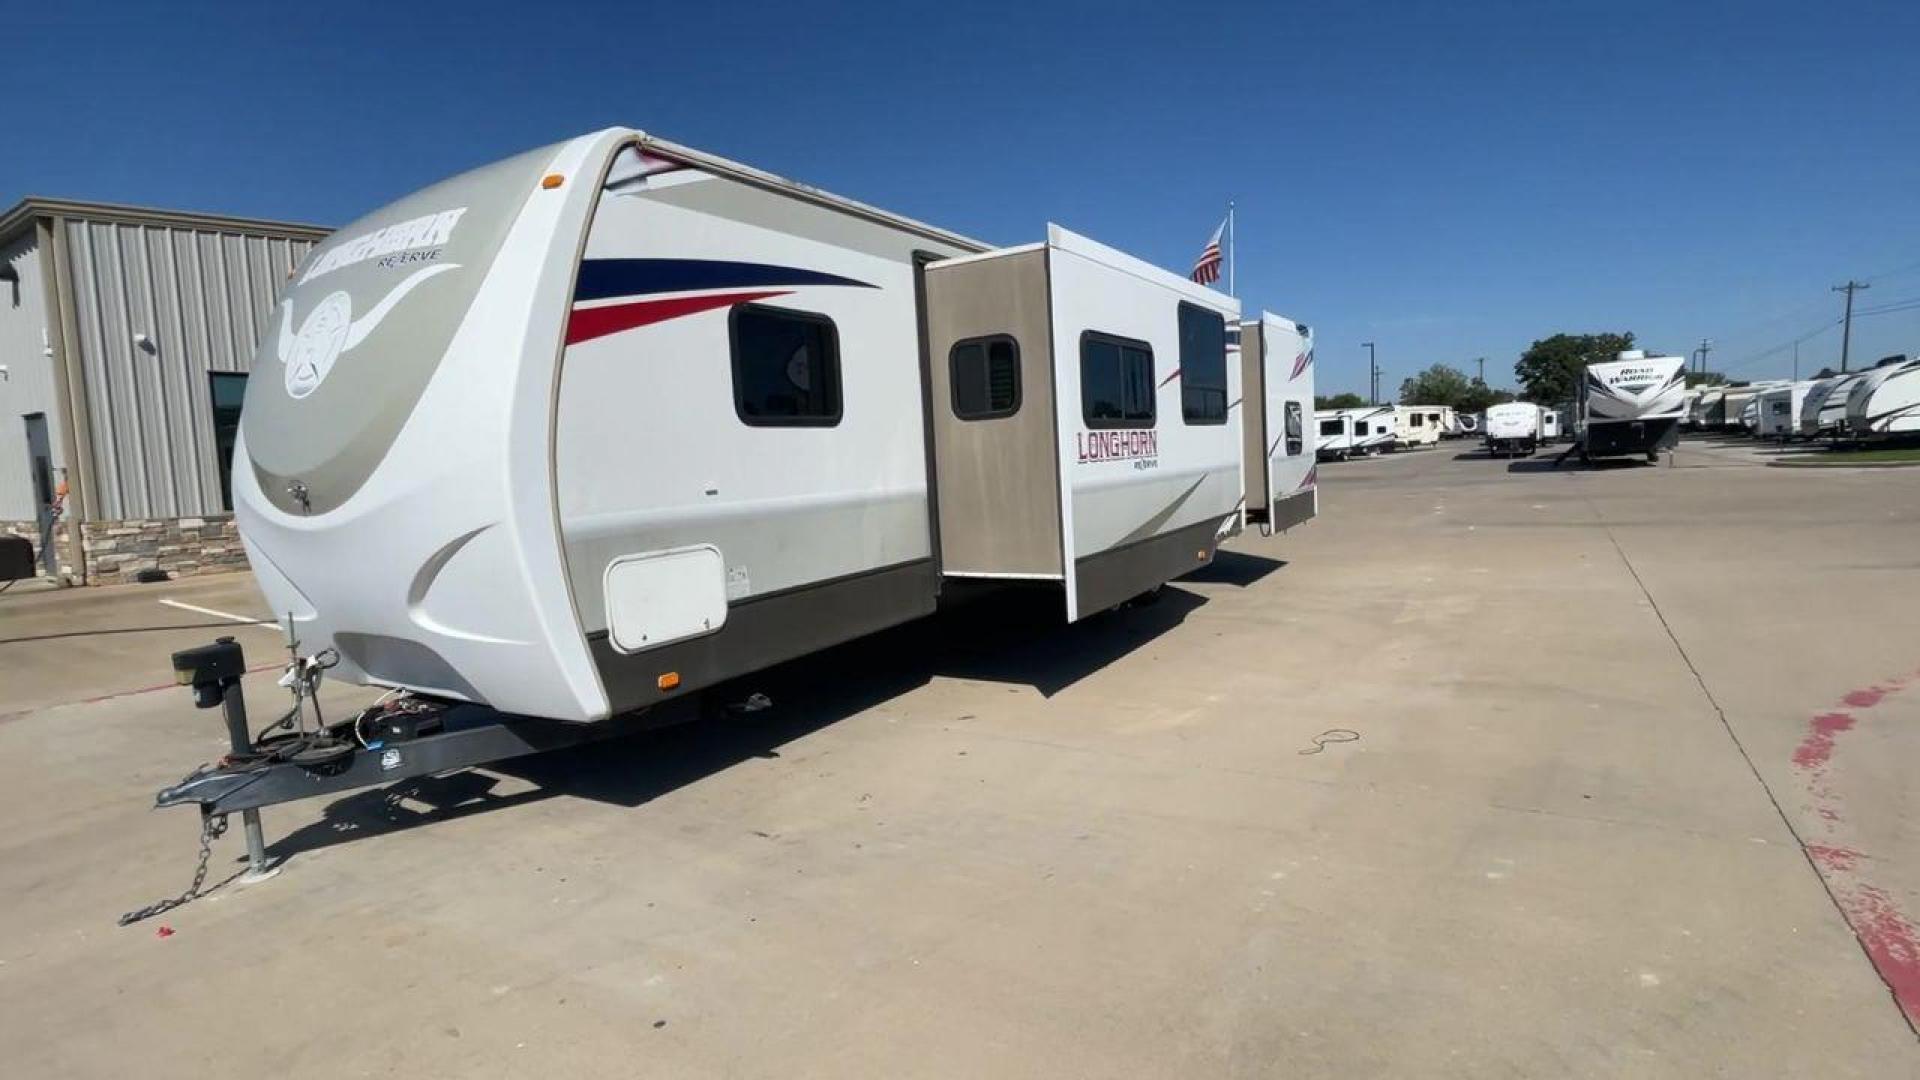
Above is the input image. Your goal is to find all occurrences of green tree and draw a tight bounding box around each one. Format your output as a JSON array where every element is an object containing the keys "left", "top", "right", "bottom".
[
  {"left": 1455, "top": 380, "right": 1514, "bottom": 414},
  {"left": 1685, "top": 371, "right": 1727, "bottom": 388},
  {"left": 1514, "top": 331, "right": 1636, "bottom": 403},
  {"left": 1398, "top": 363, "right": 1475, "bottom": 406},
  {"left": 1315, "top": 392, "right": 1368, "bottom": 409}
]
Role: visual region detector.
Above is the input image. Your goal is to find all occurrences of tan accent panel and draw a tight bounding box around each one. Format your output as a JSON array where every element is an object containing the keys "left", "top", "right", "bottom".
[
  {"left": 1239, "top": 323, "right": 1269, "bottom": 513},
  {"left": 923, "top": 250, "right": 1061, "bottom": 575}
]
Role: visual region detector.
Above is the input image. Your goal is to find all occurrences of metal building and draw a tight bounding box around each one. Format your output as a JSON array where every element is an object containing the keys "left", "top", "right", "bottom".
[{"left": 0, "top": 197, "right": 328, "bottom": 584}]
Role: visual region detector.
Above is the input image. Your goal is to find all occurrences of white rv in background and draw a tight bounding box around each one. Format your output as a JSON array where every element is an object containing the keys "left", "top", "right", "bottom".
[
  {"left": 1843, "top": 354, "right": 1920, "bottom": 438},
  {"left": 1395, "top": 405, "right": 1444, "bottom": 448},
  {"left": 1344, "top": 406, "right": 1397, "bottom": 455},
  {"left": 1571, "top": 351, "right": 1688, "bottom": 461},
  {"left": 1800, "top": 372, "right": 1869, "bottom": 437},
  {"left": 1692, "top": 387, "right": 1727, "bottom": 429},
  {"left": 233, "top": 129, "right": 1261, "bottom": 724},
  {"left": 1483, "top": 402, "right": 1542, "bottom": 457},
  {"left": 1540, "top": 409, "right": 1562, "bottom": 441},
  {"left": 1456, "top": 412, "right": 1479, "bottom": 436},
  {"left": 1755, "top": 382, "right": 1814, "bottom": 440},
  {"left": 1239, "top": 315, "right": 1317, "bottom": 534},
  {"left": 1315, "top": 411, "right": 1357, "bottom": 460}
]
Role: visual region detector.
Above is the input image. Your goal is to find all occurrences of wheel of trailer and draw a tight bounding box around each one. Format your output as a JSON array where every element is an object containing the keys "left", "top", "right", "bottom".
[
  {"left": 1129, "top": 584, "right": 1165, "bottom": 608},
  {"left": 1646, "top": 450, "right": 1659, "bottom": 463}
]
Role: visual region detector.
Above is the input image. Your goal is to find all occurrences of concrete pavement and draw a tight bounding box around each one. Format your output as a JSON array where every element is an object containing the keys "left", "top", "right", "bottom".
[{"left": 0, "top": 438, "right": 1915, "bottom": 1077}]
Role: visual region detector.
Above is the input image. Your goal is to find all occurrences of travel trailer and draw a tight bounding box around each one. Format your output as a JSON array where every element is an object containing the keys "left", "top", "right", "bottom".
[
  {"left": 233, "top": 128, "right": 1255, "bottom": 726},
  {"left": 1799, "top": 372, "right": 1869, "bottom": 438},
  {"left": 1455, "top": 413, "right": 1479, "bottom": 436},
  {"left": 1344, "top": 406, "right": 1397, "bottom": 455},
  {"left": 1717, "top": 383, "right": 1783, "bottom": 435},
  {"left": 1755, "top": 382, "right": 1815, "bottom": 441},
  {"left": 1692, "top": 388, "right": 1727, "bottom": 429},
  {"left": 1394, "top": 405, "right": 1445, "bottom": 448},
  {"left": 1570, "top": 351, "right": 1688, "bottom": 462},
  {"left": 1540, "top": 409, "right": 1563, "bottom": 441},
  {"left": 1483, "top": 402, "right": 1542, "bottom": 457},
  {"left": 1239, "top": 315, "right": 1317, "bottom": 534},
  {"left": 1315, "top": 411, "right": 1357, "bottom": 460},
  {"left": 1843, "top": 354, "right": 1920, "bottom": 438}
]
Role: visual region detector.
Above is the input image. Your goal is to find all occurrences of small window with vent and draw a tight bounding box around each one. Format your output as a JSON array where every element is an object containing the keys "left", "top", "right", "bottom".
[{"left": 950, "top": 336, "right": 1021, "bottom": 420}]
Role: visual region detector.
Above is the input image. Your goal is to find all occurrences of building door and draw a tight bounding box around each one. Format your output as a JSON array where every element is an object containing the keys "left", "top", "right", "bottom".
[{"left": 23, "top": 413, "right": 55, "bottom": 574}]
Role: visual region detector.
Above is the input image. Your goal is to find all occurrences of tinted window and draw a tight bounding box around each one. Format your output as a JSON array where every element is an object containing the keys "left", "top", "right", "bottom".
[
  {"left": 1409, "top": 413, "right": 1423, "bottom": 427},
  {"left": 1285, "top": 402, "right": 1304, "bottom": 456},
  {"left": 1178, "top": 303, "right": 1227, "bottom": 425},
  {"left": 1356, "top": 421, "right": 1370, "bottom": 436},
  {"left": 209, "top": 373, "right": 248, "bottom": 510},
  {"left": 731, "top": 304, "right": 841, "bottom": 426},
  {"left": 950, "top": 336, "right": 1020, "bottom": 420},
  {"left": 1081, "top": 332, "right": 1155, "bottom": 428},
  {"left": 1319, "top": 418, "right": 1342, "bottom": 436}
]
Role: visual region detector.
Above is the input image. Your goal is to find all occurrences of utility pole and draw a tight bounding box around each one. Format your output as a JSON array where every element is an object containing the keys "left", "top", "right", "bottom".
[
  {"left": 1833, "top": 280, "right": 1869, "bottom": 373},
  {"left": 1475, "top": 356, "right": 1485, "bottom": 384},
  {"left": 1793, "top": 340, "right": 1799, "bottom": 382},
  {"left": 1363, "top": 342, "right": 1378, "bottom": 405},
  {"left": 1695, "top": 338, "right": 1713, "bottom": 379}
]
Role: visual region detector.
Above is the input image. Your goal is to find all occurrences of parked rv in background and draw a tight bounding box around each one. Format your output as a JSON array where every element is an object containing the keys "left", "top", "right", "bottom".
[
  {"left": 1345, "top": 406, "right": 1397, "bottom": 455},
  {"left": 1755, "top": 382, "right": 1815, "bottom": 441},
  {"left": 1800, "top": 372, "right": 1870, "bottom": 438},
  {"left": 1541, "top": 409, "right": 1563, "bottom": 442},
  {"left": 1455, "top": 413, "right": 1479, "bottom": 436},
  {"left": 1484, "top": 402, "right": 1542, "bottom": 457},
  {"left": 1843, "top": 354, "right": 1920, "bottom": 438},
  {"left": 1571, "top": 351, "right": 1687, "bottom": 462},
  {"left": 1395, "top": 405, "right": 1445, "bottom": 448},
  {"left": 1315, "top": 411, "right": 1357, "bottom": 460}
]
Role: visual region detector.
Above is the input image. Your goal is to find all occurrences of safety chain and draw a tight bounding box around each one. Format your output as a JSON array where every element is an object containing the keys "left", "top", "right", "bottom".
[{"left": 117, "top": 811, "right": 230, "bottom": 927}]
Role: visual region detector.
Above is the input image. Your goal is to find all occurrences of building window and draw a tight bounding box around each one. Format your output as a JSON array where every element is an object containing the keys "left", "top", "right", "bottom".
[
  {"left": 1081, "top": 331, "right": 1155, "bottom": 428},
  {"left": 209, "top": 373, "right": 247, "bottom": 511},
  {"left": 1178, "top": 303, "right": 1227, "bottom": 425},
  {"left": 1284, "top": 402, "right": 1304, "bottom": 456},
  {"left": 730, "top": 304, "right": 842, "bottom": 426},
  {"left": 950, "top": 335, "right": 1021, "bottom": 420}
]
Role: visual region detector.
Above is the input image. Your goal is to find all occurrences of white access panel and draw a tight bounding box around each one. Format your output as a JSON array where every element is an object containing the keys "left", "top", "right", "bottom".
[{"left": 604, "top": 545, "right": 729, "bottom": 653}]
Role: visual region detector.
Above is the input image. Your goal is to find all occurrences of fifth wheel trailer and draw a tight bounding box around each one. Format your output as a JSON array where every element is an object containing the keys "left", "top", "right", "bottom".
[
  {"left": 1571, "top": 351, "right": 1687, "bottom": 461},
  {"left": 1315, "top": 412, "right": 1355, "bottom": 460},
  {"left": 235, "top": 129, "right": 1258, "bottom": 725},
  {"left": 1238, "top": 314, "right": 1317, "bottom": 534}
]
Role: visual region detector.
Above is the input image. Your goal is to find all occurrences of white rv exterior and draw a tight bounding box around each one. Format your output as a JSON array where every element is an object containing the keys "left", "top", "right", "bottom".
[
  {"left": 1239, "top": 314, "right": 1317, "bottom": 535},
  {"left": 1343, "top": 406, "right": 1397, "bottom": 455},
  {"left": 1315, "top": 411, "right": 1355, "bottom": 460},
  {"left": 1843, "top": 354, "right": 1920, "bottom": 437},
  {"left": 1540, "top": 409, "right": 1562, "bottom": 441},
  {"left": 1483, "top": 402, "right": 1541, "bottom": 456},
  {"left": 1755, "top": 382, "right": 1814, "bottom": 440},
  {"left": 1799, "top": 372, "right": 1867, "bottom": 437},
  {"left": 1572, "top": 351, "right": 1688, "bottom": 461},
  {"left": 1394, "top": 405, "right": 1444, "bottom": 448},
  {"left": 234, "top": 129, "right": 1250, "bottom": 724}
]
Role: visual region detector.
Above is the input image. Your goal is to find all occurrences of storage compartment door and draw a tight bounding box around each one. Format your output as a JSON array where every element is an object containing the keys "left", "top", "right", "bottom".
[{"left": 604, "top": 545, "right": 728, "bottom": 653}]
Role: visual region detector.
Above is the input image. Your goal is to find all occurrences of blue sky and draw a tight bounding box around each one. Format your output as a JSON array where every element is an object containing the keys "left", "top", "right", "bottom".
[{"left": 5, "top": 0, "right": 1917, "bottom": 395}]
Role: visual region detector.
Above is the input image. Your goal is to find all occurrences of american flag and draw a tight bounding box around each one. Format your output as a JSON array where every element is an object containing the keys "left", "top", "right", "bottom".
[{"left": 1189, "top": 218, "right": 1225, "bottom": 285}]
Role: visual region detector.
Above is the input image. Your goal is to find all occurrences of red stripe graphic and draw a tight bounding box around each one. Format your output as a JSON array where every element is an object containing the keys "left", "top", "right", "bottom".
[
  {"left": 565, "top": 290, "right": 790, "bottom": 345},
  {"left": 1291, "top": 351, "right": 1313, "bottom": 380}
]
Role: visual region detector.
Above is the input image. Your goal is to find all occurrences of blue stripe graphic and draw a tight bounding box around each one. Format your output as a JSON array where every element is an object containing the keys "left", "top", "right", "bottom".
[{"left": 574, "top": 258, "right": 874, "bottom": 303}]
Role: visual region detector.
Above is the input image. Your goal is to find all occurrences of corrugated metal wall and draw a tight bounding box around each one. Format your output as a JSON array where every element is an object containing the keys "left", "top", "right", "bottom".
[
  {"left": 62, "top": 219, "right": 316, "bottom": 519},
  {"left": 0, "top": 229, "right": 64, "bottom": 520}
]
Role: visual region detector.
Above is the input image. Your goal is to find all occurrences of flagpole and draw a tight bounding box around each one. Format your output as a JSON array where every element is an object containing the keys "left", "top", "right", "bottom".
[{"left": 1227, "top": 200, "right": 1236, "bottom": 296}]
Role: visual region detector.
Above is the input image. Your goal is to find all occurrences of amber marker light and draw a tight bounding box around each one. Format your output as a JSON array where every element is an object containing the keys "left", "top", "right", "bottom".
[
  {"left": 657, "top": 672, "right": 681, "bottom": 691},
  {"left": 541, "top": 174, "right": 565, "bottom": 190}
]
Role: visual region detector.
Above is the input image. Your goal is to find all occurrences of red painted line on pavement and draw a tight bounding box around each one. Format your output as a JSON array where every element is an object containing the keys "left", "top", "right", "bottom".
[{"left": 1790, "top": 670, "right": 1920, "bottom": 1027}]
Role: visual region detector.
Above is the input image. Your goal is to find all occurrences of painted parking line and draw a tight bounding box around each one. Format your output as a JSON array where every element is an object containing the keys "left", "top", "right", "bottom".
[{"left": 158, "top": 598, "right": 280, "bottom": 632}]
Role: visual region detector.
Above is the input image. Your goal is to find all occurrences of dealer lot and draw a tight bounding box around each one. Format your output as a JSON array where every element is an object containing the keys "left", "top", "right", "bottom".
[{"left": 1, "top": 442, "right": 1916, "bottom": 1077}]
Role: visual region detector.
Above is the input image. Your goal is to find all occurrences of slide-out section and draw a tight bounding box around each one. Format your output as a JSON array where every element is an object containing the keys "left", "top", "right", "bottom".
[{"left": 1240, "top": 314, "right": 1317, "bottom": 535}]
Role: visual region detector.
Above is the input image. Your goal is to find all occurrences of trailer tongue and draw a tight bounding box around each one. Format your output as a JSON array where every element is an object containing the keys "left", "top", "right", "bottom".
[{"left": 125, "top": 636, "right": 701, "bottom": 925}]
